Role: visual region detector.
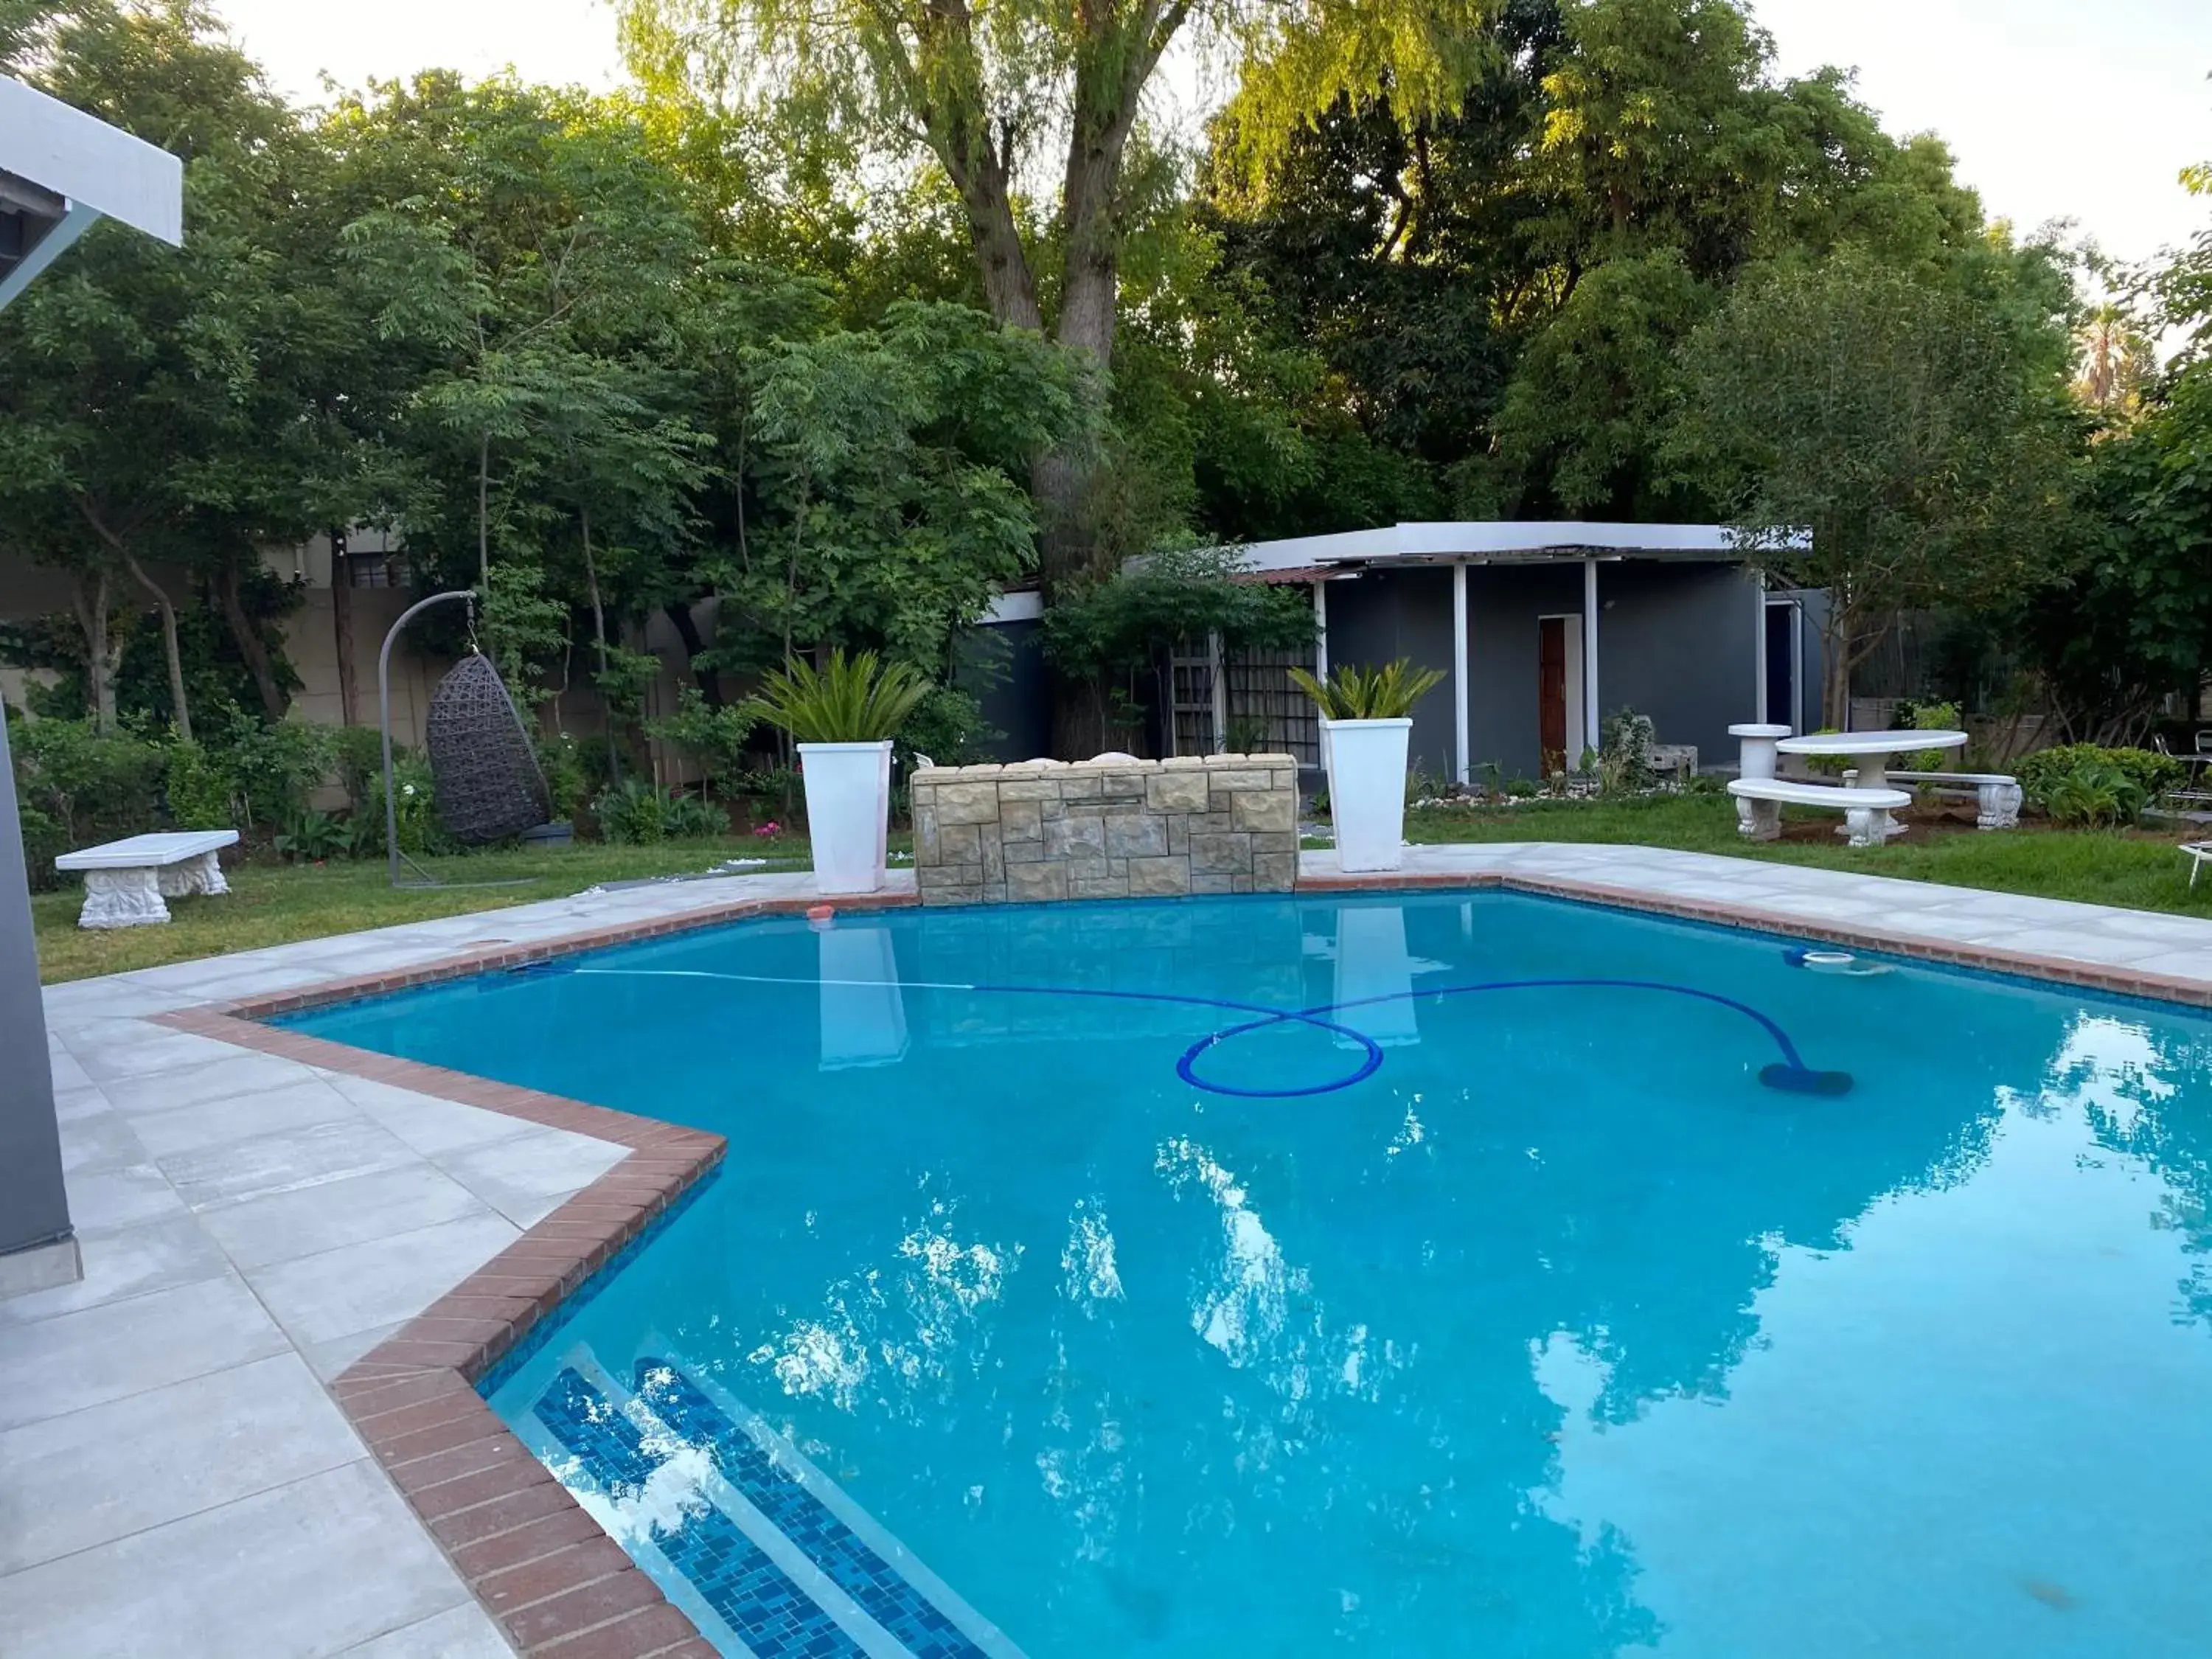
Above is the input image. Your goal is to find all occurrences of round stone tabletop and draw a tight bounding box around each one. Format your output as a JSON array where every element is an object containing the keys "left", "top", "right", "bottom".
[{"left": 1775, "top": 729, "right": 1967, "bottom": 756}]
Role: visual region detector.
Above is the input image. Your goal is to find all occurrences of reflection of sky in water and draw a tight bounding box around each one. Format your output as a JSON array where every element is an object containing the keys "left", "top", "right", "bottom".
[{"left": 308, "top": 894, "right": 2212, "bottom": 1658}]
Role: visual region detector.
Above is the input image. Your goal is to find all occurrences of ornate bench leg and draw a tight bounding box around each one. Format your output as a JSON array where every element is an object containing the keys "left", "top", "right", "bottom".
[
  {"left": 78, "top": 868, "right": 171, "bottom": 928},
  {"left": 1976, "top": 782, "right": 2021, "bottom": 830},
  {"left": 1736, "top": 797, "right": 1781, "bottom": 841},
  {"left": 1844, "top": 806, "right": 1885, "bottom": 849},
  {"left": 158, "top": 850, "right": 230, "bottom": 898}
]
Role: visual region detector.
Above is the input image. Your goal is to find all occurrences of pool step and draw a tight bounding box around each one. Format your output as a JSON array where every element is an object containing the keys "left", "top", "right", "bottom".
[{"left": 523, "top": 1345, "right": 1022, "bottom": 1659}]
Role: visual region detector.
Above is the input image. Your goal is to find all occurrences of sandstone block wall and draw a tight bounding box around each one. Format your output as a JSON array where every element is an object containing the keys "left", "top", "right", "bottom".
[{"left": 910, "top": 754, "right": 1300, "bottom": 905}]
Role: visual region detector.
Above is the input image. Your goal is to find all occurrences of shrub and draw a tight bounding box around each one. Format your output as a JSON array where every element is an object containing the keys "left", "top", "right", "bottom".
[
  {"left": 162, "top": 739, "right": 233, "bottom": 830},
  {"left": 220, "top": 714, "right": 334, "bottom": 831},
  {"left": 645, "top": 689, "right": 758, "bottom": 798},
  {"left": 1597, "top": 707, "right": 1658, "bottom": 795},
  {"left": 2039, "top": 761, "right": 2150, "bottom": 829},
  {"left": 897, "top": 684, "right": 998, "bottom": 771},
  {"left": 358, "top": 754, "right": 446, "bottom": 856},
  {"left": 1893, "top": 699, "right": 1964, "bottom": 772},
  {"left": 274, "top": 810, "right": 347, "bottom": 861},
  {"left": 592, "top": 777, "right": 670, "bottom": 844},
  {"left": 537, "top": 732, "right": 591, "bottom": 822},
  {"left": 10, "top": 717, "right": 166, "bottom": 847},
  {"left": 329, "top": 726, "right": 390, "bottom": 815},
  {"left": 664, "top": 792, "right": 731, "bottom": 840},
  {"left": 2019, "top": 744, "right": 2183, "bottom": 807}
]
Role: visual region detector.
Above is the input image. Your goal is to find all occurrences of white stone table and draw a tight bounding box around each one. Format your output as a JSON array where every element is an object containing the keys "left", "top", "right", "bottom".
[
  {"left": 1776, "top": 729, "right": 1967, "bottom": 838},
  {"left": 54, "top": 830, "right": 238, "bottom": 928}
]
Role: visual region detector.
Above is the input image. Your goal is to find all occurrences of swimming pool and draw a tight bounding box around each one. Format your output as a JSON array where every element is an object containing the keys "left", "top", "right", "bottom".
[{"left": 291, "top": 890, "right": 2212, "bottom": 1657}]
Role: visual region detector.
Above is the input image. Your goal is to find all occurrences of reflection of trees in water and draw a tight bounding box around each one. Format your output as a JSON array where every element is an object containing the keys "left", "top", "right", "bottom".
[{"left": 2043, "top": 1012, "right": 2212, "bottom": 1324}]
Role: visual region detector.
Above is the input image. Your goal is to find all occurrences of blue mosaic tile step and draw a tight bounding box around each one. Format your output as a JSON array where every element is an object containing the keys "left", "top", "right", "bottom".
[
  {"left": 636, "top": 1360, "right": 990, "bottom": 1659},
  {"left": 534, "top": 1368, "right": 864, "bottom": 1658}
]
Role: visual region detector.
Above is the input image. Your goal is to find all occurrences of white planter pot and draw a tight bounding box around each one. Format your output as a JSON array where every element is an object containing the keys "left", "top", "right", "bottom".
[
  {"left": 1321, "top": 716, "right": 1412, "bottom": 873},
  {"left": 799, "top": 740, "right": 893, "bottom": 896}
]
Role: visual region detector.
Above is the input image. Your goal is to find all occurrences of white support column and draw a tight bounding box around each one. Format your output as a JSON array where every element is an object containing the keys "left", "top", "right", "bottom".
[
  {"left": 1312, "top": 581, "right": 1328, "bottom": 683},
  {"left": 1582, "top": 558, "right": 1601, "bottom": 757},
  {"left": 1452, "top": 560, "right": 1470, "bottom": 786},
  {"left": 1753, "top": 573, "right": 1768, "bottom": 726}
]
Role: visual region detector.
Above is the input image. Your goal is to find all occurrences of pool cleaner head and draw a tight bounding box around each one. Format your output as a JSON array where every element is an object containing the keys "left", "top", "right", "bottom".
[{"left": 1760, "top": 1062, "right": 1854, "bottom": 1095}]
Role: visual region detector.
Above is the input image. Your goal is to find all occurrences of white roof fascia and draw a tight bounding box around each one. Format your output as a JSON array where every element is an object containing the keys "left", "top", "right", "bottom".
[
  {"left": 980, "top": 589, "right": 1045, "bottom": 625},
  {"left": 1222, "top": 521, "right": 1809, "bottom": 572},
  {"left": 0, "top": 74, "right": 183, "bottom": 246}
]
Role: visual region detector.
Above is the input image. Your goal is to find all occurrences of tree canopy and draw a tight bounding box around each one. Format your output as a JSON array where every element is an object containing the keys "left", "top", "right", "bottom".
[{"left": 0, "top": 0, "right": 2185, "bottom": 768}]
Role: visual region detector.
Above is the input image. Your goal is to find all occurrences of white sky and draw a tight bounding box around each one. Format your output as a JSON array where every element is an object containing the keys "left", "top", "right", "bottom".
[{"left": 218, "top": 0, "right": 2212, "bottom": 266}]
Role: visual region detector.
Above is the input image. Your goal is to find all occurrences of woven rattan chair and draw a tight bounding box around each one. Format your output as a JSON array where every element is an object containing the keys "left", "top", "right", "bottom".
[{"left": 424, "top": 653, "right": 552, "bottom": 844}]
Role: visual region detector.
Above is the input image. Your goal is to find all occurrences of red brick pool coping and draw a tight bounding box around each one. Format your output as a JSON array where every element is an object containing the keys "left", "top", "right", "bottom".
[{"left": 143, "top": 869, "right": 2212, "bottom": 1658}]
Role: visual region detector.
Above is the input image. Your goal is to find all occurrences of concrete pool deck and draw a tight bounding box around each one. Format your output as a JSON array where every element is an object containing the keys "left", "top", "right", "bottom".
[{"left": 8, "top": 844, "right": 2212, "bottom": 1658}]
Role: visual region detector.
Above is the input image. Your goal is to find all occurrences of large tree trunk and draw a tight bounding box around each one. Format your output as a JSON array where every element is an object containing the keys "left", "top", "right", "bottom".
[
  {"left": 69, "top": 570, "right": 120, "bottom": 734},
  {"left": 119, "top": 551, "right": 190, "bottom": 743},
  {"left": 330, "top": 532, "right": 358, "bottom": 724},
  {"left": 215, "top": 562, "right": 288, "bottom": 720}
]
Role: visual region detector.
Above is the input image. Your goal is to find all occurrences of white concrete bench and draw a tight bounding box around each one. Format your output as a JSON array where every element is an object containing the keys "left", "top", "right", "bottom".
[
  {"left": 1728, "top": 778, "right": 1910, "bottom": 849},
  {"left": 1879, "top": 770, "right": 2022, "bottom": 830},
  {"left": 55, "top": 830, "right": 238, "bottom": 929}
]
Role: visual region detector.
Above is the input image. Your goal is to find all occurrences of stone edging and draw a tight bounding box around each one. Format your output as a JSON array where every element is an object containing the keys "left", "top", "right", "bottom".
[
  {"left": 137, "top": 864, "right": 2212, "bottom": 1659},
  {"left": 1301, "top": 868, "right": 2212, "bottom": 1006}
]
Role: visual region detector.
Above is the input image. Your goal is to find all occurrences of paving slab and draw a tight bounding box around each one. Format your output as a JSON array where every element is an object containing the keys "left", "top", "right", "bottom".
[
  {"left": 0, "top": 1459, "right": 471, "bottom": 1659},
  {"left": 0, "top": 1273, "right": 288, "bottom": 1433},
  {"left": 0, "top": 1352, "right": 363, "bottom": 1575}
]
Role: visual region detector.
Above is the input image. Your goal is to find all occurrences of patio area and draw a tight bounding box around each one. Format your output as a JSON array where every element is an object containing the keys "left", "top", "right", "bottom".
[{"left": 8, "top": 848, "right": 2212, "bottom": 1658}]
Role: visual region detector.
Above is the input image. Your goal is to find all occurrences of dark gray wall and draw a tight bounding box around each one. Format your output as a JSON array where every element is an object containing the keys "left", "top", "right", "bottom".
[
  {"left": 0, "top": 712, "right": 71, "bottom": 1259},
  {"left": 957, "top": 619, "right": 1051, "bottom": 763},
  {"left": 1599, "top": 561, "right": 1761, "bottom": 766},
  {"left": 1466, "top": 564, "right": 1586, "bottom": 780},
  {"left": 1304, "top": 557, "right": 1806, "bottom": 781},
  {"left": 1322, "top": 567, "right": 1458, "bottom": 781}
]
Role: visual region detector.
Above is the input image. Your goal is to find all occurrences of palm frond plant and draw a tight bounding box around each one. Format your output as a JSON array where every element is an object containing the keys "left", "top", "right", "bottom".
[
  {"left": 745, "top": 650, "right": 933, "bottom": 744},
  {"left": 1290, "top": 660, "right": 1446, "bottom": 720}
]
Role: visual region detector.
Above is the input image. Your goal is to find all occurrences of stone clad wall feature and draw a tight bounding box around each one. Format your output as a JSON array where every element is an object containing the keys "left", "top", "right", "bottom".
[{"left": 910, "top": 754, "right": 1300, "bottom": 905}]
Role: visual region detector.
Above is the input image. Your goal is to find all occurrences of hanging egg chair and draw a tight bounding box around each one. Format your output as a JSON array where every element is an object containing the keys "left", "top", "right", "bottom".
[{"left": 424, "top": 651, "right": 552, "bottom": 844}]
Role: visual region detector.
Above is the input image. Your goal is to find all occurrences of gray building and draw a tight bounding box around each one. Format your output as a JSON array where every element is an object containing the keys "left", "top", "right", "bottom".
[{"left": 1182, "top": 522, "right": 1828, "bottom": 783}]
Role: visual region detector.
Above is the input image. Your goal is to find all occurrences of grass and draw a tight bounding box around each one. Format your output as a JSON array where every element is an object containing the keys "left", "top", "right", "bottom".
[
  {"left": 30, "top": 837, "right": 830, "bottom": 984},
  {"left": 1397, "top": 792, "right": 2212, "bottom": 917},
  {"left": 32, "top": 790, "right": 2212, "bottom": 985}
]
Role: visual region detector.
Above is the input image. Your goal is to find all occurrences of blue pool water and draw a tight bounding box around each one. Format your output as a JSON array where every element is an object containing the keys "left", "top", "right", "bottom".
[{"left": 290, "top": 891, "right": 2212, "bottom": 1658}]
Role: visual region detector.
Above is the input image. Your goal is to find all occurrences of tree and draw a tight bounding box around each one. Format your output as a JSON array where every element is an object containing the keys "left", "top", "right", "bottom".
[
  {"left": 2073, "top": 302, "right": 2156, "bottom": 417},
  {"left": 0, "top": 0, "right": 324, "bottom": 734},
  {"left": 621, "top": 0, "right": 1495, "bottom": 608},
  {"left": 1671, "top": 250, "right": 2079, "bottom": 726}
]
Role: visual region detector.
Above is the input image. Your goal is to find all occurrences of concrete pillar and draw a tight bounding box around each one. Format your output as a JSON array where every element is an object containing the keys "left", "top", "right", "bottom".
[
  {"left": 1451, "top": 560, "right": 1469, "bottom": 786},
  {"left": 0, "top": 711, "right": 77, "bottom": 1297}
]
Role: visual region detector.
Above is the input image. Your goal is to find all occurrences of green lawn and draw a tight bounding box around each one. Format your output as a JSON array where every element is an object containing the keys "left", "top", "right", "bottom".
[
  {"left": 29, "top": 794, "right": 2212, "bottom": 985},
  {"left": 1398, "top": 793, "right": 2212, "bottom": 917},
  {"left": 30, "top": 838, "right": 824, "bottom": 984}
]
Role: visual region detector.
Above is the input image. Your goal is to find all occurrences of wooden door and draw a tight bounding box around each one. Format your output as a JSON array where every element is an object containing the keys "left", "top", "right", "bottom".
[{"left": 1538, "top": 616, "right": 1567, "bottom": 772}]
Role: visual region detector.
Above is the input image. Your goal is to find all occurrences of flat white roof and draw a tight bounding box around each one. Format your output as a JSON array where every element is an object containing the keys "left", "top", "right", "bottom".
[
  {"left": 1226, "top": 521, "right": 1798, "bottom": 574},
  {"left": 0, "top": 75, "right": 181, "bottom": 245}
]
